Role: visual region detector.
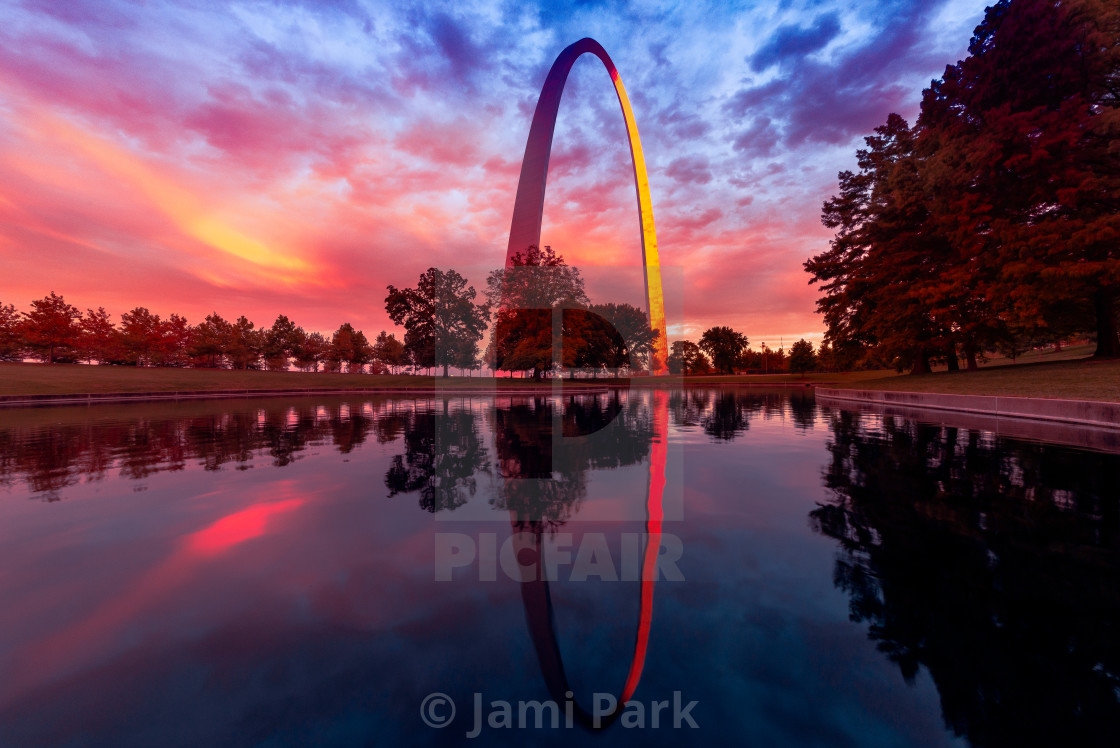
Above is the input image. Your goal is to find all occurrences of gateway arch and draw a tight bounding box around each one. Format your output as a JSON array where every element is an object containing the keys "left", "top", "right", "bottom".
[{"left": 506, "top": 37, "right": 669, "bottom": 375}]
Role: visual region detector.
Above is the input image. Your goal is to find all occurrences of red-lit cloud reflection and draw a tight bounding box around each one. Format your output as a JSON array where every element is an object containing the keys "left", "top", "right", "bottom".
[{"left": 5, "top": 492, "right": 306, "bottom": 702}]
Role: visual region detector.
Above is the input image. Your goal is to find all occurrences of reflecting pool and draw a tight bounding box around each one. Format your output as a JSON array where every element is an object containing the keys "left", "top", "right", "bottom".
[{"left": 0, "top": 389, "right": 1116, "bottom": 746}]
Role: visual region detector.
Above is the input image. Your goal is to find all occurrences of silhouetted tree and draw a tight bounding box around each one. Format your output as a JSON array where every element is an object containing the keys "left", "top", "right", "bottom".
[
  {"left": 158, "top": 313, "right": 192, "bottom": 367},
  {"left": 118, "top": 307, "right": 162, "bottom": 365},
  {"left": 699, "top": 326, "right": 748, "bottom": 374},
  {"left": 666, "top": 340, "right": 709, "bottom": 375},
  {"left": 806, "top": 115, "right": 955, "bottom": 374},
  {"left": 486, "top": 246, "right": 589, "bottom": 379},
  {"left": 587, "top": 302, "right": 660, "bottom": 373},
  {"left": 372, "top": 330, "right": 406, "bottom": 374},
  {"left": 328, "top": 322, "right": 373, "bottom": 373},
  {"left": 386, "top": 267, "right": 491, "bottom": 377},
  {"left": 788, "top": 339, "right": 816, "bottom": 376}
]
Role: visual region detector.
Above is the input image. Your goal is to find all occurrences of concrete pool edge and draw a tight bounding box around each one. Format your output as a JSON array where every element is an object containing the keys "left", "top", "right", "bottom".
[
  {"left": 817, "top": 388, "right": 1120, "bottom": 453},
  {"left": 0, "top": 381, "right": 831, "bottom": 408},
  {"left": 816, "top": 388, "right": 1120, "bottom": 429}
]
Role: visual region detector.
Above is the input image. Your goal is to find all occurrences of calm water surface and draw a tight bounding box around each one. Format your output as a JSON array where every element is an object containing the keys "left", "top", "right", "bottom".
[{"left": 0, "top": 389, "right": 1116, "bottom": 747}]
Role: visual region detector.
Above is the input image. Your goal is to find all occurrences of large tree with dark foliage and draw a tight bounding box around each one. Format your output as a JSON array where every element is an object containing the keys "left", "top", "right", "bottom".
[
  {"left": 808, "top": 0, "right": 1120, "bottom": 366},
  {"left": 666, "top": 340, "right": 709, "bottom": 375},
  {"left": 485, "top": 246, "right": 589, "bottom": 379},
  {"left": 586, "top": 302, "right": 660, "bottom": 373},
  {"left": 806, "top": 115, "right": 961, "bottom": 374},
  {"left": 788, "top": 338, "right": 816, "bottom": 376},
  {"left": 386, "top": 267, "right": 490, "bottom": 377},
  {"left": 920, "top": 0, "right": 1120, "bottom": 358},
  {"left": 698, "top": 326, "right": 748, "bottom": 374}
]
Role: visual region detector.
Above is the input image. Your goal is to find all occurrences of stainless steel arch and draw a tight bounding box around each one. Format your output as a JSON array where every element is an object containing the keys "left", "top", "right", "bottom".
[{"left": 506, "top": 38, "right": 668, "bottom": 375}]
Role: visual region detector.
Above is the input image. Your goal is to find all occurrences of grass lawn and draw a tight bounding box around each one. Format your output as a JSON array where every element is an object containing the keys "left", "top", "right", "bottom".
[
  {"left": 1, "top": 355, "right": 1115, "bottom": 403},
  {"left": 0, "top": 361, "right": 896, "bottom": 398},
  {"left": 843, "top": 355, "right": 1120, "bottom": 403},
  {"left": 0, "top": 363, "right": 600, "bottom": 396}
]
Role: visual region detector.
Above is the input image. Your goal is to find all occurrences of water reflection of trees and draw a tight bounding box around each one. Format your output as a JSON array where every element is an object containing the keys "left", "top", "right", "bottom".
[
  {"left": 2, "top": 389, "right": 819, "bottom": 505},
  {"left": 380, "top": 392, "right": 654, "bottom": 526},
  {"left": 811, "top": 411, "right": 1120, "bottom": 747},
  {"left": 486, "top": 393, "right": 653, "bottom": 527},
  {"left": 668, "top": 389, "right": 816, "bottom": 440},
  {"left": 384, "top": 401, "right": 490, "bottom": 513},
  {"left": 0, "top": 400, "right": 382, "bottom": 501}
]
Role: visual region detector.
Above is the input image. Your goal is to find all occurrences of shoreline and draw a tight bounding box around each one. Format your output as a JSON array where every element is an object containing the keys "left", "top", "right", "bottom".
[
  {"left": 817, "top": 388, "right": 1120, "bottom": 431},
  {"left": 0, "top": 381, "right": 823, "bottom": 408}
]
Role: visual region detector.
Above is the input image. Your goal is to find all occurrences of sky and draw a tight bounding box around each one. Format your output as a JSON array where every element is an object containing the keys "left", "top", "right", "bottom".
[{"left": 0, "top": 0, "right": 990, "bottom": 349}]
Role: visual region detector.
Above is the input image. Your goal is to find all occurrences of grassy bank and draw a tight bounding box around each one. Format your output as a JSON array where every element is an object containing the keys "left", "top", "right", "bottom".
[
  {"left": 2, "top": 357, "right": 1115, "bottom": 403},
  {"left": 0, "top": 362, "right": 894, "bottom": 397},
  {"left": 846, "top": 356, "right": 1120, "bottom": 403}
]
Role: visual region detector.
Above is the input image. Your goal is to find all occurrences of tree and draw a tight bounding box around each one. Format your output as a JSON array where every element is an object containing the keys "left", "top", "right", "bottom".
[
  {"left": 372, "top": 330, "right": 406, "bottom": 374},
  {"left": 788, "top": 339, "right": 817, "bottom": 377},
  {"left": 699, "top": 326, "right": 749, "bottom": 374},
  {"left": 78, "top": 307, "right": 123, "bottom": 365},
  {"left": 159, "top": 313, "right": 192, "bottom": 367},
  {"left": 348, "top": 328, "right": 373, "bottom": 373},
  {"left": 226, "top": 316, "right": 262, "bottom": 369},
  {"left": 454, "top": 338, "right": 481, "bottom": 376},
  {"left": 119, "top": 307, "right": 164, "bottom": 366},
  {"left": 0, "top": 300, "right": 26, "bottom": 361},
  {"left": 329, "top": 322, "right": 372, "bottom": 373},
  {"left": 919, "top": 0, "right": 1120, "bottom": 358},
  {"left": 263, "top": 315, "right": 299, "bottom": 371},
  {"left": 565, "top": 308, "right": 621, "bottom": 377},
  {"left": 386, "top": 268, "right": 491, "bottom": 378},
  {"left": 806, "top": 115, "right": 959, "bottom": 374},
  {"left": 666, "top": 340, "right": 709, "bottom": 375},
  {"left": 587, "top": 302, "right": 660, "bottom": 374},
  {"left": 190, "top": 312, "right": 232, "bottom": 368},
  {"left": 485, "top": 245, "right": 589, "bottom": 379},
  {"left": 292, "top": 329, "right": 326, "bottom": 372},
  {"left": 23, "top": 292, "right": 81, "bottom": 363}
]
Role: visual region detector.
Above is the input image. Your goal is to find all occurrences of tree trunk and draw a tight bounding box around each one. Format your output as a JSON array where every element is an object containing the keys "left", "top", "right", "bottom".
[
  {"left": 442, "top": 363, "right": 449, "bottom": 377},
  {"left": 1092, "top": 287, "right": 1120, "bottom": 358},
  {"left": 909, "top": 350, "right": 931, "bottom": 375},
  {"left": 965, "top": 345, "right": 979, "bottom": 371},
  {"left": 946, "top": 351, "right": 960, "bottom": 372}
]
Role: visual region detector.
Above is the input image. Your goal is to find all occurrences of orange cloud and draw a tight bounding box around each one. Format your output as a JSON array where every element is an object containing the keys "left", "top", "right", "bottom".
[{"left": 18, "top": 107, "right": 326, "bottom": 289}]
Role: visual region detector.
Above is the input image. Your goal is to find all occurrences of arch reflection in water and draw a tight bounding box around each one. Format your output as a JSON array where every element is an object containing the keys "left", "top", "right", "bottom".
[
  {"left": 500, "top": 391, "right": 669, "bottom": 728},
  {"left": 812, "top": 409, "right": 1120, "bottom": 747}
]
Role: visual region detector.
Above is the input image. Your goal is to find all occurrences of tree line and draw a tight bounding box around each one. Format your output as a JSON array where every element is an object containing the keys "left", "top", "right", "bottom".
[
  {"left": 3, "top": 245, "right": 819, "bottom": 377},
  {"left": 667, "top": 331, "right": 820, "bottom": 376},
  {"left": 384, "top": 245, "right": 664, "bottom": 379},
  {"left": 0, "top": 291, "right": 406, "bottom": 373},
  {"left": 805, "top": 0, "right": 1120, "bottom": 373}
]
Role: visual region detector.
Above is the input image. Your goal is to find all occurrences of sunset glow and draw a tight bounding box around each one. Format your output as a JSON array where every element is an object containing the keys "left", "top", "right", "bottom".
[{"left": 0, "top": 0, "right": 989, "bottom": 345}]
